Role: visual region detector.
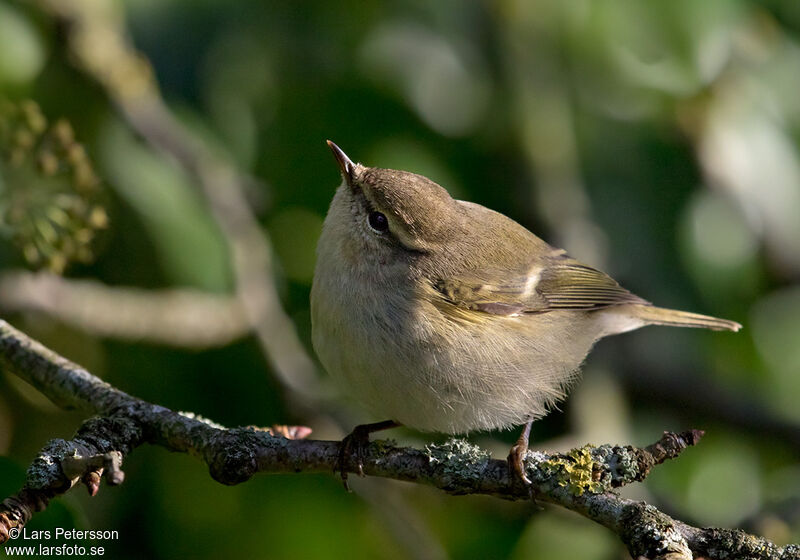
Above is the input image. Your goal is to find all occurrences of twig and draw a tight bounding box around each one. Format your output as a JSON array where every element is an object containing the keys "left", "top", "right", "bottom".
[
  {"left": 30, "top": 2, "right": 446, "bottom": 554},
  {"left": 619, "top": 361, "right": 800, "bottom": 451},
  {"left": 1, "top": 318, "right": 798, "bottom": 559},
  {"left": 34, "top": 0, "right": 322, "bottom": 403},
  {"left": 17, "top": 4, "right": 797, "bottom": 558},
  {"left": 0, "top": 271, "right": 249, "bottom": 348}
]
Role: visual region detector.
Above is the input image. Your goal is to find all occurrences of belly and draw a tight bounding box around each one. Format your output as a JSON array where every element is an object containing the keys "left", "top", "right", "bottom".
[{"left": 311, "top": 279, "right": 596, "bottom": 434}]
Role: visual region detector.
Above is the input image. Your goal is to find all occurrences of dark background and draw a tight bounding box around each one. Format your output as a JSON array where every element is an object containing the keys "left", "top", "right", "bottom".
[{"left": 2, "top": 1, "right": 800, "bottom": 558}]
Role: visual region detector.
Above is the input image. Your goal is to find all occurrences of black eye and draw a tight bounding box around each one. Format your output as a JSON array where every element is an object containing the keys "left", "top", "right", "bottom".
[{"left": 367, "top": 211, "right": 389, "bottom": 233}]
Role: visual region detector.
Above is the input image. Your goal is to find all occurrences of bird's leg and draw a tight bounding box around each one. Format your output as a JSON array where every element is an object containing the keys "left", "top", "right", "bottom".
[
  {"left": 508, "top": 419, "right": 534, "bottom": 486},
  {"left": 337, "top": 420, "right": 400, "bottom": 490}
]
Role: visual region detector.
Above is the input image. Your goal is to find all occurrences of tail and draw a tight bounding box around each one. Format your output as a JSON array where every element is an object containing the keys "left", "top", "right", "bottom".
[{"left": 632, "top": 305, "right": 741, "bottom": 332}]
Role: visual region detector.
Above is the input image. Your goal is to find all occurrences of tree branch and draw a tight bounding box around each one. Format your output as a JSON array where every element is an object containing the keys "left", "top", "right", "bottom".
[
  {"left": 0, "top": 271, "right": 249, "bottom": 349},
  {"left": 1, "top": 319, "right": 797, "bottom": 559},
  {"left": 26, "top": 2, "right": 456, "bottom": 555},
  {"left": 33, "top": 0, "right": 322, "bottom": 404},
  {"left": 12, "top": 4, "right": 797, "bottom": 558}
]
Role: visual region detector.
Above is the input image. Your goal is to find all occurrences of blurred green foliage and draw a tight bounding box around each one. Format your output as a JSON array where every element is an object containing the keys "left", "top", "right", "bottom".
[
  {"left": 2, "top": 1, "right": 800, "bottom": 559},
  {"left": 0, "top": 99, "right": 108, "bottom": 273}
]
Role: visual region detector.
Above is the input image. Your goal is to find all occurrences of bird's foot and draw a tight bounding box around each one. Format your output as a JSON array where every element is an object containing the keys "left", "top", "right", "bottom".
[
  {"left": 507, "top": 419, "right": 535, "bottom": 495},
  {"left": 507, "top": 442, "right": 532, "bottom": 486},
  {"left": 337, "top": 427, "right": 371, "bottom": 491},
  {"left": 336, "top": 420, "right": 399, "bottom": 491}
]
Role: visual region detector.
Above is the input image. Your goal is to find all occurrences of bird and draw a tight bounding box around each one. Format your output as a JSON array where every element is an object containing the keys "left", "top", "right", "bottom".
[{"left": 311, "top": 140, "right": 741, "bottom": 486}]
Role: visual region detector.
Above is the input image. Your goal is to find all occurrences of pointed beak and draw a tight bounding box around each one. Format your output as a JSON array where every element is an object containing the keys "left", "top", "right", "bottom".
[{"left": 327, "top": 140, "right": 356, "bottom": 185}]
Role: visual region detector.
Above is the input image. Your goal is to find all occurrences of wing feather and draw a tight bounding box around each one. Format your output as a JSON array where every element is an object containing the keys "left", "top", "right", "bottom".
[{"left": 433, "top": 254, "right": 648, "bottom": 316}]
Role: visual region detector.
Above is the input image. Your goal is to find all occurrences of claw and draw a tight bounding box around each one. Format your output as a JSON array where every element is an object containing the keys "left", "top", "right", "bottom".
[
  {"left": 508, "top": 444, "right": 532, "bottom": 485},
  {"left": 507, "top": 419, "right": 534, "bottom": 488},
  {"left": 335, "top": 420, "right": 400, "bottom": 490},
  {"left": 83, "top": 470, "right": 102, "bottom": 497},
  {"left": 336, "top": 429, "right": 369, "bottom": 491}
]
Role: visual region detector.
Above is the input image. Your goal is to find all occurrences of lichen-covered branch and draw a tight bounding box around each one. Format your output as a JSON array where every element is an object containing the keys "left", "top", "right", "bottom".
[{"left": 1, "top": 319, "right": 797, "bottom": 559}]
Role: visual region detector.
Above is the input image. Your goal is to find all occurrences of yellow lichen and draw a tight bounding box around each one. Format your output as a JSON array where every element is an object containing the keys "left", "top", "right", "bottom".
[{"left": 540, "top": 446, "right": 605, "bottom": 496}]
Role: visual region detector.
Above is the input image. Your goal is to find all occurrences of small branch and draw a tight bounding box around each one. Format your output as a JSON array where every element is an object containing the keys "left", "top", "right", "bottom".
[
  {"left": 619, "top": 361, "right": 800, "bottom": 453},
  {"left": 0, "top": 490, "right": 51, "bottom": 543},
  {"left": 0, "top": 414, "right": 142, "bottom": 543},
  {"left": 33, "top": 0, "right": 322, "bottom": 403},
  {"left": 14, "top": 5, "right": 797, "bottom": 558},
  {"left": 1, "top": 319, "right": 797, "bottom": 559},
  {"left": 26, "top": 4, "right": 449, "bottom": 554},
  {"left": 0, "top": 271, "right": 250, "bottom": 348}
]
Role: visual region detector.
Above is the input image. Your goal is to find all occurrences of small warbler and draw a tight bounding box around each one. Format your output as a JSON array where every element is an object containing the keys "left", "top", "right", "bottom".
[{"left": 311, "top": 141, "right": 740, "bottom": 485}]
